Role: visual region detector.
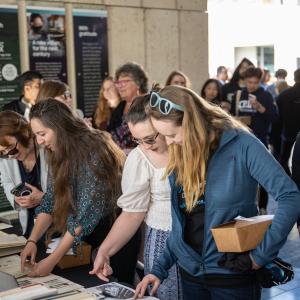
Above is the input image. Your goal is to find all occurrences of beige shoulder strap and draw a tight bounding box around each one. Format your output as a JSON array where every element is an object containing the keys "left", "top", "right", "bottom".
[{"left": 235, "top": 90, "right": 242, "bottom": 116}]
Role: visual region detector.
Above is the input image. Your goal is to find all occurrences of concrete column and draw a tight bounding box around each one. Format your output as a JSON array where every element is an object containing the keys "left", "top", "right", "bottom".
[
  {"left": 65, "top": 2, "right": 77, "bottom": 108},
  {"left": 18, "top": 0, "right": 29, "bottom": 72}
]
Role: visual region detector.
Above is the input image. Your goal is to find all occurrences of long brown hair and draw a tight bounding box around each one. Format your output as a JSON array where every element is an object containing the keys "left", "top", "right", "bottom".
[
  {"left": 36, "top": 80, "right": 68, "bottom": 103},
  {"left": 0, "top": 111, "right": 32, "bottom": 147},
  {"left": 148, "top": 86, "right": 248, "bottom": 212},
  {"left": 165, "top": 70, "right": 191, "bottom": 89},
  {"left": 30, "top": 99, "right": 125, "bottom": 235}
]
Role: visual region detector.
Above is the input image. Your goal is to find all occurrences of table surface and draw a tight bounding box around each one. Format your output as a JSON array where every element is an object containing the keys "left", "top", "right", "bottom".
[{"left": 3, "top": 225, "right": 106, "bottom": 288}]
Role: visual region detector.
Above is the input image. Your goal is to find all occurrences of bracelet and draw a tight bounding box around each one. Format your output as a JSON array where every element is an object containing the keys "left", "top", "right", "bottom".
[{"left": 26, "top": 239, "right": 37, "bottom": 246}]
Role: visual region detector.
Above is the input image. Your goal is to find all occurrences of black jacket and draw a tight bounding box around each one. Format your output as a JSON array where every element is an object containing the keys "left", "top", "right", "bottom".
[
  {"left": 231, "top": 87, "right": 278, "bottom": 146},
  {"left": 2, "top": 96, "right": 26, "bottom": 115},
  {"left": 277, "top": 83, "right": 300, "bottom": 141}
]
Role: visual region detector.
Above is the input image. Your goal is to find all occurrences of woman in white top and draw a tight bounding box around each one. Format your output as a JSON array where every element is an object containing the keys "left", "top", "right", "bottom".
[{"left": 90, "top": 94, "right": 182, "bottom": 300}]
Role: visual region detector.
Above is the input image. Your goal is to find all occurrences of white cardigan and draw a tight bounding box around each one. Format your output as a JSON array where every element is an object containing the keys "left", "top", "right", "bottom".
[{"left": 0, "top": 148, "right": 48, "bottom": 234}]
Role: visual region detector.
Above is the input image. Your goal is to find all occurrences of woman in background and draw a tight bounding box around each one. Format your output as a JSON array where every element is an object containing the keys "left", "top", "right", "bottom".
[
  {"left": 36, "top": 80, "right": 86, "bottom": 120},
  {"left": 107, "top": 62, "right": 148, "bottom": 153},
  {"left": 93, "top": 77, "right": 121, "bottom": 130},
  {"left": 200, "top": 78, "right": 230, "bottom": 113},
  {"left": 165, "top": 70, "right": 191, "bottom": 88}
]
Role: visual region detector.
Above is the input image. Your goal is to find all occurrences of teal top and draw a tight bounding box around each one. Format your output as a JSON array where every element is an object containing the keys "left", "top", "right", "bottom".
[{"left": 35, "top": 157, "right": 114, "bottom": 249}]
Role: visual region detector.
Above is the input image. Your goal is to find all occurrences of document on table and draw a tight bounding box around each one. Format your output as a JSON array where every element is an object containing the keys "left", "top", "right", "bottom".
[
  {"left": 0, "top": 222, "right": 13, "bottom": 230},
  {"left": 18, "top": 273, "right": 84, "bottom": 294},
  {"left": 46, "top": 238, "right": 74, "bottom": 255},
  {"left": 0, "top": 254, "right": 30, "bottom": 278}
]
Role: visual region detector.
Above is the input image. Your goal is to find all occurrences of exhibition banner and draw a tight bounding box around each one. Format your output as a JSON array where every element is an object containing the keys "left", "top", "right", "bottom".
[
  {"left": 27, "top": 7, "right": 67, "bottom": 82},
  {"left": 73, "top": 9, "right": 108, "bottom": 116},
  {"left": 0, "top": 7, "right": 21, "bottom": 108}
]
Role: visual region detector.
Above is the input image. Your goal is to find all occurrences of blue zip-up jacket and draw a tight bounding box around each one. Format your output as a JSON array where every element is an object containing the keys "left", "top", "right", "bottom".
[{"left": 151, "top": 129, "right": 300, "bottom": 281}]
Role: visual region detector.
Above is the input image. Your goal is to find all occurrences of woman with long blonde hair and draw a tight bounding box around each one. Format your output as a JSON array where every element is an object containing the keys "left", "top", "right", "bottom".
[{"left": 135, "top": 85, "right": 300, "bottom": 300}]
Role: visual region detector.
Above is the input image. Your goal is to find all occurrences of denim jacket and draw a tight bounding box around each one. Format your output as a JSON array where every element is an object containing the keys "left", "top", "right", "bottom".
[{"left": 151, "top": 129, "right": 300, "bottom": 281}]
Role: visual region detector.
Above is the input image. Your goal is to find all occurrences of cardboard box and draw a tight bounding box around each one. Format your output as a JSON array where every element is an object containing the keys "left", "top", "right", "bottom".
[
  {"left": 57, "top": 242, "right": 91, "bottom": 269},
  {"left": 211, "top": 215, "right": 273, "bottom": 253}
]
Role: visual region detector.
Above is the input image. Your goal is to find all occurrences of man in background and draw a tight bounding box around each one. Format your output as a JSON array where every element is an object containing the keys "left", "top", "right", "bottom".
[
  {"left": 216, "top": 65, "right": 228, "bottom": 85},
  {"left": 2, "top": 70, "right": 43, "bottom": 120}
]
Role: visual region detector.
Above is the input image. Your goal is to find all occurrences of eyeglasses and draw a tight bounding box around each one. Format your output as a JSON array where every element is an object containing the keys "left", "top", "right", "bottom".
[
  {"left": 149, "top": 92, "right": 184, "bottom": 115},
  {"left": 114, "top": 79, "right": 133, "bottom": 87},
  {"left": 63, "top": 91, "right": 72, "bottom": 101},
  {"left": 0, "top": 142, "right": 19, "bottom": 159},
  {"left": 132, "top": 132, "right": 159, "bottom": 145}
]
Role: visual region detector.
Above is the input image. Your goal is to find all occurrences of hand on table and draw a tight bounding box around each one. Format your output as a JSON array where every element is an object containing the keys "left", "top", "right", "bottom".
[
  {"left": 134, "top": 274, "right": 161, "bottom": 299},
  {"left": 89, "top": 249, "right": 113, "bottom": 282}
]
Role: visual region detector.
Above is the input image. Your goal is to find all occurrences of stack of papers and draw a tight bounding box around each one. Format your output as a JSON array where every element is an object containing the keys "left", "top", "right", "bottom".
[
  {"left": 0, "top": 222, "right": 13, "bottom": 230},
  {"left": 0, "top": 283, "right": 57, "bottom": 300},
  {"left": 0, "top": 231, "right": 27, "bottom": 257},
  {"left": 46, "top": 238, "right": 74, "bottom": 255},
  {"left": 17, "top": 274, "right": 96, "bottom": 299}
]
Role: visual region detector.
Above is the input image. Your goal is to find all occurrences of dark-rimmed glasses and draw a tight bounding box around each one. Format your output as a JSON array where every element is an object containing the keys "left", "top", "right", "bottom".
[
  {"left": 149, "top": 92, "right": 184, "bottom": 115},
  {"left": 0, "top": 142, "right": 19, "bottom": 159},
  {"left": 114, "top": 79, "right": 133, "bottom": 87},
  {"left": 132, "top": 132, "right": 159, "bottom": 145}
]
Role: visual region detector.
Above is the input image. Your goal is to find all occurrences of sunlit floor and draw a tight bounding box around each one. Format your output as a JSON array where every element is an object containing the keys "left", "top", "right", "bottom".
[{"left": 261, "top": 198, "right": 300, "bottom": 300}]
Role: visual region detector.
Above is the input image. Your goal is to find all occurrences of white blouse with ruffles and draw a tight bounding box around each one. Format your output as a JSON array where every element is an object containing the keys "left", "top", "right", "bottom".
[{"left": 117, "top": 146, "right": 171, "bottom": 231}]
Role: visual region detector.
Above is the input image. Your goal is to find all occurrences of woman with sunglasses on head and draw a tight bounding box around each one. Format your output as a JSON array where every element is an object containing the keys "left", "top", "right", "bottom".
[
  {"left": 135, "top": 86, "right": 300, "bottom": 300},
  {"left": 90, "top": 94, "right": 183, "bottom": 300},
  {"left": 20, "top": 99, "right": 140, "bottom": 281},
  {"left": 0, "top": 111, "right": 48, "bottom": 237}
]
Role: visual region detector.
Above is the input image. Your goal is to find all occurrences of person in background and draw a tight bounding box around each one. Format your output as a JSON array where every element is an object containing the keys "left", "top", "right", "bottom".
[
  {"left": 165, "top": 70, "right": 191, "bottom": 88},
  {"left": 200, "top": 78, "right": 230, "bottom": 113},
  {"left": 216, "top": 66, "right": 228, "bottom": 85},
  {"left": 222, "top": 57, "right": 254, "bottom": 104},
  {"left": 21, "top": 99, "right": 140, "bottom": 283},
  {"left": 93, "top": 77, "right": 121, "bottom": 130},
  {"left": 36, "top": 80, "right": 85, "bottom": 119},
  {"left": 90, "top": 94, "right": 183, "bottom": 300},
  {"left": 28, "top": 13, "right": 46, "bottom": 40},
  {"left": 260, "top": 69, "right": 271, "bottom": 90},
  {"left": 277, "top": 68, "right": 300, "bottom": 175},
  {"left": 267, "top": 69, "right": 288, "bottom": 100},
  {"left": 0, "top": 111, "right": 47, "bottom": 237},
  {"left": 134, "top": 85, "right": 300, "bottom": 300},
  {"left": 269, "top": 80, "right": 290, "bottom": 161},
  {"left": 107, "top": 62, "right": 148, "bottom": 153},
  {"left": 2, "top": 70, "right": 43, "bottom": 120},
  {"left": 231, "top": 67, "right": 278, "bottom": 215}
]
